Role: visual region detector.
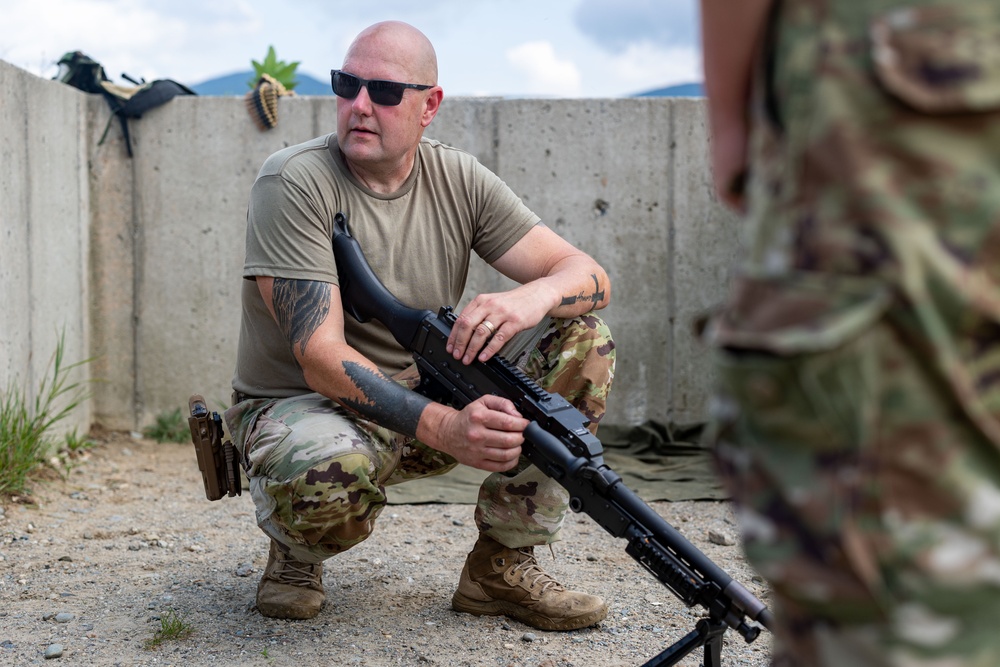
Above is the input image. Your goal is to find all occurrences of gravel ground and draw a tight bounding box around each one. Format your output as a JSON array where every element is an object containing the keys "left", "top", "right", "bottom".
[{"left": 0, "top": 431, "right": 773, "bottom": 667}]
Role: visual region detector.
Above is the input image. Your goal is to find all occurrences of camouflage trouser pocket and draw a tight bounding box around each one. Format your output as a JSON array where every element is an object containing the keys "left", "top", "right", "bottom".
[
  {"left": 708, "top": 277, "right": 1000, "bottom": 658},
  {"left": 871, "top": 3, "right": 1000, "bottom": 114},
  {"left": 705, "top": 274, "right": 893, "bottom": 619}
]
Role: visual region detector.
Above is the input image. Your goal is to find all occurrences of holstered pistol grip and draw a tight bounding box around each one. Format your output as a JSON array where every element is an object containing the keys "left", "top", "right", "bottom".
[{"left": 187, "top": 394, "right": 242, "bottom": 501}]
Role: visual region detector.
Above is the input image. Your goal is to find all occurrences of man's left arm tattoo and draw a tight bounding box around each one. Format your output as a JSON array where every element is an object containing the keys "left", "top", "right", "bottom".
[
  {"left": 339, "top": 361, "right": 431, "bottom": 437},
  {"left": 560, "top": 273, "right": 606, "bottom": 307}
]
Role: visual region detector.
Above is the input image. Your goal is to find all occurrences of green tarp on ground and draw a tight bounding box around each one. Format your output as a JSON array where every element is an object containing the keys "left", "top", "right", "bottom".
[{"left": 386, "top": 421, "right": 724, "bottom": 505}]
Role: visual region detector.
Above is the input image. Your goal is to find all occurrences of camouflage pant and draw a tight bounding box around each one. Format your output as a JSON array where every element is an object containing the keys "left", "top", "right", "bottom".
[
  {"left": 709, "top": 279, "right": 1000, "bottom": 667},
  {"left": 706, "top": 1, "right": 1000, "bottom": 664},
  {"left": 225, "top": 313, "right": 615, "bottom": 563}
]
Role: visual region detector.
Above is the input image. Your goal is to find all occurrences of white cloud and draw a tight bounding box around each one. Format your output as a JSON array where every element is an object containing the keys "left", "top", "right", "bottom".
[
  {"left": 505, "top": 41, "right": 581, "bottom": 97},
  {"left": 4, "top": 0, "right": 192, "bottom": 80},
  {"left": 2, "top": 0, "right": 280, "bottom": 85},
  {"left": 605, "top": 42, "right": 702, "bottom": 94}
]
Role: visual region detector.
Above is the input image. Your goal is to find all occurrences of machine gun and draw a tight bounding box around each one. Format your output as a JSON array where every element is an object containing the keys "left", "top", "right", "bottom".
[{"left": 331, "top": 212, "right": 773, "bottom": 666}]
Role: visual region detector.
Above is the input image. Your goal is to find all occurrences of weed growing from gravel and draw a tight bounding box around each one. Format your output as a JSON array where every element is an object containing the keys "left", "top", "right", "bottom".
[
  {"left": 55, "top": 429, "right": 97, "bottom": 476},
  {"left": 0, "top": 335, "right": 91, "bottom": 496},
  {"left": 145, "top": 609, "right": 194, "bottom": 649}
]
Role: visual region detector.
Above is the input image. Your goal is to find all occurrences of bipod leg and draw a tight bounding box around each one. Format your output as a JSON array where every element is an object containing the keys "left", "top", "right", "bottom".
[
  {"left": 700, "top": 618, "right": 726, "bottom": 667},
  {"left": 641, "top": 618, "right": 728, "bottom": 667}
]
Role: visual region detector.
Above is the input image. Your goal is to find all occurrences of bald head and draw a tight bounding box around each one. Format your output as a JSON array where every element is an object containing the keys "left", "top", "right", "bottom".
[
  {"left": 344, "top": 21, "right": 438, "bottom": 85},
  {"left": 335, "top": 21, "right": 444, "bottom": 192}
]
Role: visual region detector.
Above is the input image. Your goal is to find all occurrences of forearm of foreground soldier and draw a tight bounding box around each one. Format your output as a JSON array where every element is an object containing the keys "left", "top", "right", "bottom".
[{"left": 700, "top": 0, "right": 774, "bottom": 211}]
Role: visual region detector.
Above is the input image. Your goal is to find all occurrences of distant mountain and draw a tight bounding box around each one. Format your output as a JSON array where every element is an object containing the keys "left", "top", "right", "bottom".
[
  {"left": 633, "top": 82, "right": 704, "bottom": 98},
  {"left": 189, "top": 71, "right": 332, "bottom": 96}
]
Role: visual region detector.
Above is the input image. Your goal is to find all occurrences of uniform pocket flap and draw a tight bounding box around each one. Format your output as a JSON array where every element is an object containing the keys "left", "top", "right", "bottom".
[
  {"left": 871, "top": 3, "right": 1000, "bottom": 114},
  {"left": 703, "top": 274, "right": 893, "bottom": 356}
]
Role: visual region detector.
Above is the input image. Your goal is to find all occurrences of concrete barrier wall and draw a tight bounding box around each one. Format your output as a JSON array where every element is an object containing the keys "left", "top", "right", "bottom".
[
  {"left": 0, "top": 61, "right": 92, "bottom": 435},
  {"left": 4, "top": 59, "right": 741, "bottom": 434}
]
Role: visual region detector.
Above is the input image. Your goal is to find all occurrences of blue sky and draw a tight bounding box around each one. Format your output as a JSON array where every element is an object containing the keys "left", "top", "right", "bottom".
[{"left": 4, "top": 0, "right": 701, "bottom": 98}]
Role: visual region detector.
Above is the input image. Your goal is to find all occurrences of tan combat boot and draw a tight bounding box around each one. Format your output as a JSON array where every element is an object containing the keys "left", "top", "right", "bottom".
[
  {"left": 256, "top": 540, "right": 325, "bottom": 619},
  {"left": 452, "top": 534, "right": 608, "bottom": 631}
]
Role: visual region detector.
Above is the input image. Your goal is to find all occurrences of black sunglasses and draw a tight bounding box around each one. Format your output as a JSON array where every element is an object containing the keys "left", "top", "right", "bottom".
[{"left": 330, "top": 70, "right": 433, "bottom": 106}]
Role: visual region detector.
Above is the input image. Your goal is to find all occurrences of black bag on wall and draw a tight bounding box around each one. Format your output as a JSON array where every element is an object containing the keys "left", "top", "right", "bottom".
[{"left": 55, "top": 51, "right": 196, "bottom": 157}]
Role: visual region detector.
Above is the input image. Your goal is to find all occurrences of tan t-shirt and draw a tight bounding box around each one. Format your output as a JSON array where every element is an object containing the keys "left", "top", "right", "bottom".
[{"left": 233, "top": 134, "right": 540, "bottom": 397}]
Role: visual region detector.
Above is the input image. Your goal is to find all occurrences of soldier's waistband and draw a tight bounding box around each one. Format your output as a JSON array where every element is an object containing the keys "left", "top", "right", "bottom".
[{"left": 232, "top": 390, "right": 267, "bottom": 406}]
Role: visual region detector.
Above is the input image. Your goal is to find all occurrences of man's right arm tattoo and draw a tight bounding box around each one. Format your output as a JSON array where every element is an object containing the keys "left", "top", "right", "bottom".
[
  {"left": 271, "top": 278, "right": 331, "bottom": 356},
  {"left": 339, "top": 361, "right": 430, "bottom": 437}
]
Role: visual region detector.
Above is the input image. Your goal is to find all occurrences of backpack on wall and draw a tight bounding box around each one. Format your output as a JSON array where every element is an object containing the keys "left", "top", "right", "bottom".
[{"left": 54, "top": 51, "right": 196, "bottom": 157}]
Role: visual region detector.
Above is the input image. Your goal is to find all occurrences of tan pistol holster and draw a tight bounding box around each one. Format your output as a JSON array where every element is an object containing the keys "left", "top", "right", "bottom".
[{"left": 187, "top": 394, "right": 242, "bottom": 501}]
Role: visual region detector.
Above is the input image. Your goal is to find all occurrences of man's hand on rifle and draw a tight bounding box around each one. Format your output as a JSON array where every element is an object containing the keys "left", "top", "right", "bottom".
[
  {"left": 447, "top": 286, "right": 551, "bottom": 365},
  {"left": 418, "top": 395, "right": 527, "bottom": 472}
]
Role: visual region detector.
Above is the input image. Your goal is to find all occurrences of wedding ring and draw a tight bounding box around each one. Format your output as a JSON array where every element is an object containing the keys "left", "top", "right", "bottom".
[{"left": 481, "top": 320, "right": 497, "bottom": 336}]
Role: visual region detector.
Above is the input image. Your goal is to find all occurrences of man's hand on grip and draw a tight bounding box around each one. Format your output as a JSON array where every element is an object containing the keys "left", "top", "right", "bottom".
[{"left": 436, "top": 395, "right": 527, "bottom": 472}]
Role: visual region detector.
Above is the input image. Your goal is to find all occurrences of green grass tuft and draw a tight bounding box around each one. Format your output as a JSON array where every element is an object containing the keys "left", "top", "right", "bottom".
[
  {"left": 144, "top": 609, "right": 194, "bottom": 649},
  {"left": 0, "top": 335, "right": 91, "bottom": 496},
  {"left": 143, "top": 407, "right": 189, "bottom": 443}
]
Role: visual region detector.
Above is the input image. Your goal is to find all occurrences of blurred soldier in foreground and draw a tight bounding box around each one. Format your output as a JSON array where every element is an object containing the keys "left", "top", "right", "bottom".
[{"left": 701, "top": 1, "right": 1000, "bottom": 664}]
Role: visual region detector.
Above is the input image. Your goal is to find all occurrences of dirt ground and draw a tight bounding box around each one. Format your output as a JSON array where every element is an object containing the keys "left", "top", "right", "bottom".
[{"left": 0, "top": 430, "right": 772, "bottom": 667}]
